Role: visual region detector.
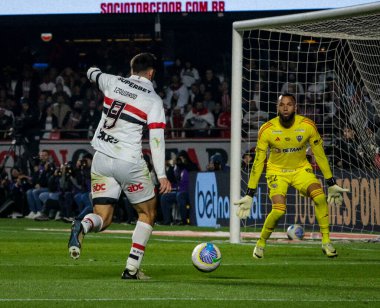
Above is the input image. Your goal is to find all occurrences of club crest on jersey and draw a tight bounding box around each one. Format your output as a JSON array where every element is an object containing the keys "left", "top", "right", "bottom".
[
  {"left": 285, "top": 137, "right": 290, "bottom": 141},
  {"left": 296, "top": 135, "right": 303, "bottom": 142}
]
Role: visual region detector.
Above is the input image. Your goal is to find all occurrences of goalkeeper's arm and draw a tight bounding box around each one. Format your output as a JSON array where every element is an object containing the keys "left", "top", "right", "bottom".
[
  {"left": 233, "top": 148, "right": 266, "bottom": 219},
  {"left": 311, "top": 136, "right": 349, "bottom": 206}
]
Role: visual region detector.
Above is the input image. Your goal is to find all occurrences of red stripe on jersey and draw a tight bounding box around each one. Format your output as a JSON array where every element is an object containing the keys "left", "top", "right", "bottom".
[
  {"left": 125, "top": 104, "right": 147, "bottom": 121},
  {"left": 132, "top": 243, "right": 145, "bottom": 251},
  {"left": 104, "top": 96, "right": 113, "bottom": 106},
  {"left": 258, "top": 123, "right": 273, "bottom": 140},
  {"left": 148, "top": 122, "right": 166, "bottom": 129},
  {"left": 302, "top": 119, "right": 318, "bottom": 132}
]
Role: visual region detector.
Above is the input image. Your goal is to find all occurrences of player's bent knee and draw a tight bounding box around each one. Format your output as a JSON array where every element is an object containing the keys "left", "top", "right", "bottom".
[
  {"left": 134, "top": 197, "right": 157, "bottom": 225},
  {"left": 310, "top": 188, "right": 326, "bottom": 206}
]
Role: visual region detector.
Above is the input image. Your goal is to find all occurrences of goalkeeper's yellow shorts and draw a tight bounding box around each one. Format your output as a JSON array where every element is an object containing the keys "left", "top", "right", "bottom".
[{"left": 266, "top": 166, "right": 321, "bottom": 199}]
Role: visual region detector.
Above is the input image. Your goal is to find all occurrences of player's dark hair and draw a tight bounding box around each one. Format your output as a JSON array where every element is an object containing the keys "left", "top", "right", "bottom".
[{"left": 130, "top": 53, "right": 157, "bottom": 73}]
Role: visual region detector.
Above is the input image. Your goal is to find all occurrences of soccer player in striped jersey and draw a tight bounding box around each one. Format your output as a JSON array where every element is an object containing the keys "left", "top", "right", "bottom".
[
  {"left": 68, "top": 53, "right": 171, "bottom": 279},
  {"left": 234, "top": 93, "right": 349, "bottom": 258}
]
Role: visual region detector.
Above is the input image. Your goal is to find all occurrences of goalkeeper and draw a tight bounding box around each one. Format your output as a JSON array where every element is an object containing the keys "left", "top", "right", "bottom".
[{"left": 234, "top": 93, "right": 349, "bottom": 258}]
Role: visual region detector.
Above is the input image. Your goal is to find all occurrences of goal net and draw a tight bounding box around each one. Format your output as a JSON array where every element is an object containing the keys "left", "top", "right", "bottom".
[{"left": 230, "top": 2, "right": 380, "bottom": 243}]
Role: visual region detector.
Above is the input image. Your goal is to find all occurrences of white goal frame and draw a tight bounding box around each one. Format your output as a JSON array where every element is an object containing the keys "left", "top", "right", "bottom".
[{"left": 229, "top": 2, "right": 380, "bottom": 243}]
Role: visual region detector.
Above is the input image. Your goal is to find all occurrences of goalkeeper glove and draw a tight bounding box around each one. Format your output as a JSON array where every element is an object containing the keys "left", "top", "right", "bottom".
[
  {"left": 233, "top": 188, "right": 256, "bottom": 219},
  {"left": 326, "top": 178, "right": 349, "bottom": 206}
]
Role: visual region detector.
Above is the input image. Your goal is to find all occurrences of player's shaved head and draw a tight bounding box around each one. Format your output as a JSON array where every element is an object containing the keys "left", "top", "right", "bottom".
[{"left": 277, "top": 93, "right": 296, "bottom": 105}]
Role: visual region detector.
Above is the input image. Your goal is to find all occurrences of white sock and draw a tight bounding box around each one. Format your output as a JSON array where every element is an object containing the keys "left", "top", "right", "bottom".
[
  {"left": 81, "top": 213, "right": 103, "bottom": 234},
  {"left": 126, "top": 221, "right": 153, "bottom": 273}
]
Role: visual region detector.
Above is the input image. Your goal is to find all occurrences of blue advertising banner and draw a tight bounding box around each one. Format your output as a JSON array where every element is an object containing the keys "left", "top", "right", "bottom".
[{"left": 189, "top": 170, "right": 380, "bottom": 232}]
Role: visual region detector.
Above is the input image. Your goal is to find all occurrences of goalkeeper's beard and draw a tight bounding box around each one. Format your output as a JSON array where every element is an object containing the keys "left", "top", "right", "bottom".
[{"left": 279, "top": 111, "right": 296, "bottom": 128}]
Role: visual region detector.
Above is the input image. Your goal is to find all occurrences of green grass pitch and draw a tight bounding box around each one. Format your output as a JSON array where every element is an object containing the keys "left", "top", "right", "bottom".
[{"left": 0, "top": 219, "right": 379, "bottom": 307}]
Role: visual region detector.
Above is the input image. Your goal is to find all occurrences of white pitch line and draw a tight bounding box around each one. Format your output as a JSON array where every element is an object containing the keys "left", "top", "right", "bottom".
[
  {"left": 0, "top": 298, "right": 379, "bottom": 302},
  {"left": 1, "top": 261, "right": 379, "bottom": 267}
]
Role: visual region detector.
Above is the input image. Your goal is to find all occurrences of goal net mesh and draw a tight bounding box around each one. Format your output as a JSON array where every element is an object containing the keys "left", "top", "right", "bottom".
[{"left": 240, "top": 8, "right": 380, "bottom": 234}]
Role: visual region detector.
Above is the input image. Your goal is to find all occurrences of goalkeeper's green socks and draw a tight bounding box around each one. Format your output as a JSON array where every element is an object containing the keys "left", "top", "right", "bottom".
[
  {"left": 257, "top": 204, "right": 286, "bottom": 248},
  {"left": 311, "top": 189, "right": 331, "bottom": 244}
]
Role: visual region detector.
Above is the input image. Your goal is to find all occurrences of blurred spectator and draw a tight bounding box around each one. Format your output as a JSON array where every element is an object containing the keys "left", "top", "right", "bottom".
[
  {"left": 180, "top": 60, "right": 200, "bottom": 89},
  {"left": 52, "top": 92, "right": 72, "bottom": 128},
  {"left": 74, "top": 154, "right": 93, "bottom": 220},
  {"left": 25, "top": 150, "right": 52, "bottom": 219},
  {"left": 160, "top": 157, "right": 190, "bottom": 225},
  {"left": 79, "top": 100, "right": 101, "bottom": 138},
  {"left": 177, "top": 150, "right": 199, "bottom": 172},
  {"left": 241, "top": 151, "right": 254, "bottom": 173},
  {"left": 182, "top": 100, "right": 214, "bottom": 137},
  {"left": 217, "top": 104, "right": 231, "bottom": 138},
  {"left": 242, "top": 100, "right": 269, "bottom": 138},
  {"left": 40, "top": 104, "right": 59, "bottom": 139},
  {"left": 0, "top": 107, "right": 13, "bottom": 139},
  {"left": 14, "top": 66, "right": 39, "bottom": 104},
  {"left": 203, "top": 90, "right": 216, "bottom": 113},
  {"left": 333, "top": 126, "right": 360, "bottom": 169},
  {"left": 18, "top": 98, "right": 41, "bottom": 162},
  {"left": 281, "top": 73, "right": 304, "bottom": 101},
  {"left": 206, "top": 152, "right": 229, "bottom": 172},
  {"left": 61, "top": 101, "right": 83, "bottom": 139},
  {"left": 188, "top": 83, "right": 202, "bottom": 106},
  {"left": 0, "top": 167, "right": 31, "bottom": 218},
  {"left": 168, "top": 58, "right": 183, "bottom": 77},
  {"left": 212, "top": 102, "right": 222, "bottom": 124},
  {"left": 297, "top": 96, "right": 323, "bottom": 124},
  {"left": 203, "top": 69, "right": 220, "bottom": 100},
  {"left": 34, "top": 164, "right": 61, "bottom": 221},
  {"left": 52, "top": 76, "right": 72, "bottom": 98},
  {"left": 164, "top": 75, "right": 189, "bottom": 113},
  {"left": 169, "top": 106, "right": 184, "bottom": 138},
  {"left": 217, "top": 81, "right": 231, "bottom": 112},
  {"left": 39, "top": 73, "right": 55, "bottom": 95}
]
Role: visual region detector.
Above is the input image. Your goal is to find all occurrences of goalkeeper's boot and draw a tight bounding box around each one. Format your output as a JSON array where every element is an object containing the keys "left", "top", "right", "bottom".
[
  {"left": 121, "top": 268, "right": 151, "bottom": 280},
  {"left": 322, "top": 242, "right": 338, "bottom": 258},
  {"left": 68, "top": 220, "right": 84, "bottom": 260},
  {"left": 253, "top": 245, "right": 265, "bottom": 259}
]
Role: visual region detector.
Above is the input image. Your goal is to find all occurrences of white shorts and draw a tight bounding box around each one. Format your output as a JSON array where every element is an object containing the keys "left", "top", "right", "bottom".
[{"left": 91, "top": 151, "right": 155, "bottom": 205}]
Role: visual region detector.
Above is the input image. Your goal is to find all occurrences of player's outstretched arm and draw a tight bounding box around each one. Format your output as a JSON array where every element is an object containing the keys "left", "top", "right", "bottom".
[{"left": 326, "top": 178, "right": 349, "bottom": 206}]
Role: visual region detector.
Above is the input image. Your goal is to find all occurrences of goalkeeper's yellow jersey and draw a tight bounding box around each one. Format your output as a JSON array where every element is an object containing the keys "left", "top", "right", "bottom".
[{"left": 248, "top": 114, "right": 333, "bottom": 189}]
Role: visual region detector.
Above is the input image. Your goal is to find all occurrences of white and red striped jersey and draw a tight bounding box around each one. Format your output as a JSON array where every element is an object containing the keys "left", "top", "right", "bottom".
[{"left": 87, "top": 68, "right": 167, "bottom": 178}]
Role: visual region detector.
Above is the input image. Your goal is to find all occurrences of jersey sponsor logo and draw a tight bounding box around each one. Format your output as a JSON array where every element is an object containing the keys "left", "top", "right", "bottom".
[
  {"left": 92, "top": 183, "right": 106, "bottom": 192},
  {"left": 295, "top": 129, "right": 305, "bottom": 132},
  {"left": 272, "top": 130, "right": 283, "bottom": 133},
  {"left": 281, "top": 168, "right": 297, "bottom": 172},
  {"left": 114, "top": 87, "right": 138, "bottom": 99},
  {"left": 97, "top": 128, "right": 120, "bottom": 144},
  {"left": 127, "top": 183, "right": 144, "bottom": 193},
  {"left": 275, "top": 137, "right": 281, "bottom": 141},
  {"left": 283, "top": 146, "right": 303, "bottom": 153},
  {"left": 117, "top": 77, "right": 152, "bottom": 93},
  {"left": 296, "top": 135, "right": 303, "bottom": 142}
]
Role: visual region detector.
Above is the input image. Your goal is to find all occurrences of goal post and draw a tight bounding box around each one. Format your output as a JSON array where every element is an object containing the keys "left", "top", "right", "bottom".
[{"left": 230, "top": 2, "right": 380, "bottom": 243}]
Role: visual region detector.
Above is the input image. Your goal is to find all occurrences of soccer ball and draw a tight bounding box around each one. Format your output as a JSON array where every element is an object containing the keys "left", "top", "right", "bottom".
[
  {"left": 287, "top": 224, "right": 305, "bottom": 240},
  {"left": 191, "top": 243, "right": 222, "bottom": 272}
]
